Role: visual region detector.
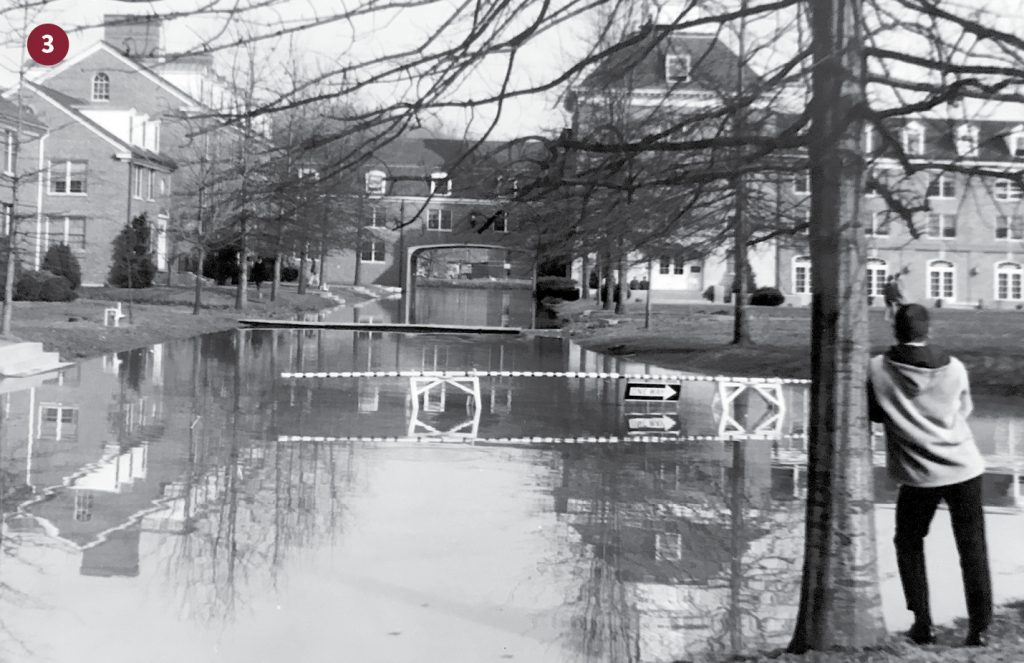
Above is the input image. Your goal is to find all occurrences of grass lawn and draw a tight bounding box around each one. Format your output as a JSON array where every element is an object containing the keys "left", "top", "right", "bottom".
[
  {"left": 5, "top": 283, "right": 360, "bottom": 361},
  {"left": 559, "top": 299, "right": 1024, "bottom": 397}
]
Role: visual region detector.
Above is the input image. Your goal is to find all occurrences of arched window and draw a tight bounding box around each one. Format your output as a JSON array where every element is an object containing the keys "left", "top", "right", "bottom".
[
  {"left": 365, "top": 169, "right": 387, "bottom": 195},
  {"left": 866, "top": 258, "right": 888, "bottom": 297},
  {"left": 92, "top": 73, "right": 110, "bottom": 102},
  {"left": 792, "top": 256, "right": 812, "bottom": 295},
  {"left": 995, "top": 261, "right": 1024, "bottom": 301},
  {"left": 927, "top": 259, "right": 955, "bottom": 300}
]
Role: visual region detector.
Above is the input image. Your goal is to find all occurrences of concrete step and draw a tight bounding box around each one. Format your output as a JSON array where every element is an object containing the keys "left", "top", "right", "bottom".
[{"left": 0, "top": 342, "right": 68, "bottom": 377}]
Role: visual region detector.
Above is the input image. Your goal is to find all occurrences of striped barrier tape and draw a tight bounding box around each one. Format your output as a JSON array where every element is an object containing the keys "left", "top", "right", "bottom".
[
  {"left": 279, "top": 370, "right": 811, "bottom": 384},
  {"left": 277, "top": 433, "right": 809, "bottom": 445}
]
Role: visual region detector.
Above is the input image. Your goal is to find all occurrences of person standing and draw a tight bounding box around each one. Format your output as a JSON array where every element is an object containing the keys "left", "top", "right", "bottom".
[
  {"left": 882, "top": 274, "right": 903, "bottom": 320},
  {"left": 867, "top": 304, "right": 991, "bottom": 647}
]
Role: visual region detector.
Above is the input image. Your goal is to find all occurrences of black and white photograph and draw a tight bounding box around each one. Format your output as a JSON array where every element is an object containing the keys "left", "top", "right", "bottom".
[{"left": 0, "top": 1, "right": 1023, "bottom": 661}]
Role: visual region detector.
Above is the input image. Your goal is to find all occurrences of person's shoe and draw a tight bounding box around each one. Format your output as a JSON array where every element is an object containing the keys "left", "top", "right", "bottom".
[
  {"left": 964, "top": 628, "right": 989, "bottom": 647},
  {"left": 907, "top": 621, "right": 935, "bottom": 645}
]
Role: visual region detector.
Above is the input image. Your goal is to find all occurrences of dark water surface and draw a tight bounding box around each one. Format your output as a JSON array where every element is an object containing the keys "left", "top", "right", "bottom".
[{"left": 1, "top": 322, "right": 1023, "bottom": 662}]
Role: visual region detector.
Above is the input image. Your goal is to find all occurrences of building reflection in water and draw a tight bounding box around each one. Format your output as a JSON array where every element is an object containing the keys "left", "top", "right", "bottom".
[{"left": 0, "top": 327, "right": 1021, "bottom": 663}]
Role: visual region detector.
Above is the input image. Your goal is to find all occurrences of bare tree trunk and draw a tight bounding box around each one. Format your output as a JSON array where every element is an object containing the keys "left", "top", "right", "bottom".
[
  {"left": 193, "top": 245, "right": 204, "bottom": 315},
  {"left": 580, "top": 253, "right": 591, "bottom": 300},
  {"left": 732, "top": 1, "right": 752, "bottom": 346},
  {"left": 271, "top": 252, "right": 281, "bottom": 302},
  {"left": 614, "top": 254, "right": 626, "bottom": 314},
  {"left": 788, "top": 0, "right": 885, "bottom": 652},
  {"left": 235, "top": 222, "right": 248, "bottom": 310},
  {"left": 318, "top": 239, "right": 327, "bottom": 291},
  {"left": 644, "top": 258, "right": 653, "bottom": 329},
  {"left": 298, "top": 247, "right": 308, "bottom": 295},
  {"left": 601, "top": 251, "right": 612, "bottom": 311}
]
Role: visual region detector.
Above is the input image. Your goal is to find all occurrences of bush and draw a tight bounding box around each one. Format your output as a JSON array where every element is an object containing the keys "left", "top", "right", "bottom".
[
  {"left": 281, "top": 265, "right": 299, "bottom": 282},
  {"left": 42, "top": 243, "right": 82, "bottom": 290},
  {"left": 536, "top": 275, "right": 579, "bottom": 301},
  {"left": 702, "top": 285, "right": 715, "bottom": 302},
  {"left": 108, "top": 214, "right": 157, "bottom": 288},
  {"left": 750, "top": 286, "right": 785, "bottom": 307},
  {"left": 14, "top": 270, "right": 76, "bottom": 302},
  {"left": 0, "top": 251, "right": 24, "bottom": 292},
  {"left": 203, "top": 245, "right": 241, "bottom": 285}
]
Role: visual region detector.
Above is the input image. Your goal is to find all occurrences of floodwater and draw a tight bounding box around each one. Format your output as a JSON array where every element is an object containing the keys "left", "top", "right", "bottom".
[{"left": 1, "top": 302, "right": 1023, "bottom": 663}]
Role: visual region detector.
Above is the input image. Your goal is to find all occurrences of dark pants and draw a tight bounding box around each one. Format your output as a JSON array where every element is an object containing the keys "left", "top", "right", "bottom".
[{"left": 894, "top": 475, "right": 992, "bottom": 632}]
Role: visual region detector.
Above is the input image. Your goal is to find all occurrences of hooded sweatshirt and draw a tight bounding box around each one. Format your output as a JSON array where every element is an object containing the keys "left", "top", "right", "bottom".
[{"left": 867, "top": 344, "right": 985, "bottom": 488}]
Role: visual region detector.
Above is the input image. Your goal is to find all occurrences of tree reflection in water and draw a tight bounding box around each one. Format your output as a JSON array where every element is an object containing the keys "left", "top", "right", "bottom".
[{"left": 158, "top": 330, "right": 357, "bottom": 623}]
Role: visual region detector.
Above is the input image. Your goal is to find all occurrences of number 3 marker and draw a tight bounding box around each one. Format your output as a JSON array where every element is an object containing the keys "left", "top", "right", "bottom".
[{"left": 27, "top": 24, "right": 69, "bottom": 66}]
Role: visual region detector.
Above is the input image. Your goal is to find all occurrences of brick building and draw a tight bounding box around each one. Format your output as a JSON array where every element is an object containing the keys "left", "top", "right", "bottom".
[
  {"left": 0, "top": 97, "right": 48, "bottom": 265},
  {"left": 325, "top": 132, "right": 532, "bottom": 288},
  {"left": 5, "top": 82, "right": 176, "bottom": 285}
]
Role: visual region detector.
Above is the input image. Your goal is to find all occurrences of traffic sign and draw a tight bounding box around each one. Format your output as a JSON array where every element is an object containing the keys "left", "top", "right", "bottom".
[
  {"left": 627, "top": 414, "right": 678, "bottom": 432},
  {"left": 624, "top": 381, "right": 681, "bottom": 401}
]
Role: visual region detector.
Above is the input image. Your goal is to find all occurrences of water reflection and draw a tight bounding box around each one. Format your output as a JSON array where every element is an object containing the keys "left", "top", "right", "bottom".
[{"left": 0, "top": 329, "right": 1021, "bottom": 662}]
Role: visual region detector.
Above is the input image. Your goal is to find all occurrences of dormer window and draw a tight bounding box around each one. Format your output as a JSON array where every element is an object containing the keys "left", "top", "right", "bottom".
[
  {"left": 365, "top": 169, "right": 386, "bottom": 195},
  {"left": 430, "top": 171, "right": 451, "bottom": 196},
  {"left": 92, "top": 73, "right": 110, "bottom": 102},
  {"left": 665, "top": 53, "right": 691, "bottom": 84},
  {"left": 955, "top": 124, "right": 979, "bottom": 158},
  {"left": 1007, "top": 125, "right": 1024, "bottom": 158},
  {"left": 902, "top": 121, "right": 925, "bottom": 156}
]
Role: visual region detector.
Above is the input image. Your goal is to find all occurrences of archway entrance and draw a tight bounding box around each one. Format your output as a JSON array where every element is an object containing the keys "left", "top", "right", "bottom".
[{"left": 402, "top": 244, "right": 535, "bottom": 325}]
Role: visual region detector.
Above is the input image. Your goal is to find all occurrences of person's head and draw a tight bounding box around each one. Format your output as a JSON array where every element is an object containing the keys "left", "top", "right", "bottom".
[{"left": 893, "top": 303, "right": 929, "bottom": 343}]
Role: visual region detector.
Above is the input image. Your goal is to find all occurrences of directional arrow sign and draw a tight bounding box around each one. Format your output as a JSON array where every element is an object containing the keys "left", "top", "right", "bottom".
[
  {"left": 624, "top": 381, "right": 681, "bottom": 402},
  {"left": 627, "top": 414, "right": 678, "bottom": 432}
]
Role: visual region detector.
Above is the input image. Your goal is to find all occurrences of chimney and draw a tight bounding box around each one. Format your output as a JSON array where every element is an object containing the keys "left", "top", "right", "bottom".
[{"left": 104, "top": 14, "right": 163, "bottom": 58}]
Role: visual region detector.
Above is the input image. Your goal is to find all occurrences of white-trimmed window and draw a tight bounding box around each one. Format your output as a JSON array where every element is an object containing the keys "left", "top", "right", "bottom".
[
  {"left": 1, "top": 203, "right": 10, "bottom": 235},
  {"left": 492, "top": 210, "right": 508, "bottom": 233},
  {"left": 3, "top": 129, "right": 13, "bottom": 174},
  {"left": 367, "top": 206, "right": 385, "bottom": 228},
  {"left": 365, "top": 169, "right": 387, "bottom": 195},
  {"left": 926, "top": 174, "right": 955, "bottom": 199},
  {"left": 92, "top": 73, "right": 110, "bottom": 102},
  {"left": 73, "top": 492, "right": 93, "bottom": 522},
  {"left": 40, "top": 403, "right": 78, "bottom": 440},
  {"left": 865, "top": 169, "right": 882, "bottom": 197},
  {"left": 995, "top": 261, "right": 1024, "bottom": 301},
  {"left": 925, "top": 213, "right": 956, "bottom": 239},
  {"left": 866, "top": 211, "right": 890, "bottom": 237},
  {"left": 793, "top": 171, "right": 810, "bottom": 194},
  {"left": 793, "top": 255, "right": 812, "bottom": 294},
  {"left": 955, "top": 124, "right": 979, "bottom": 158},
  {"left": 360, "top": 239, "right": 385, "bottom": 263},
  {"left": 430, "top": 171, "right": 451, "bottom": 196},
  {"left": 48, "top": 160, "right": 87, "bottom": 194},
  {"left": 665, "top": 53, "right": 691, "bottom": 83},
  {"left": 863, "top": 125, "right": 875, "bottom": 155},
  {"left": 659, "top": 256, "right": 671, "bottom": 274},
  {"left": 927, "top": 259, "right": 955, "bottom": 300},
  {"left": 866, "top": 258, "right": 888, "bottom": 297},
  {"left": 133, "top": 165, "right": 145, "bottom": 199},
  {"left": 902, "top": 121, "right": 925, "bottom": 156},
  {"left": 995, "top": 178, "right": 1023, "bottom": 201},
  {"left": 298, "top": 167, "right": 320, "bottom": 180},
  {"left": 654, "top": 532, "right": 683, "bottom": 561},
  {"left": 996, "top": 215, "right": 1024, "bottom": 240},
  {"left": 427, "top": 208, "right": 453, "bottom": 231},
  {"left": 1006, "top": 124, "right": 1024, "bottom": 158},
  {"left": 44, "top": 216, "right": 87, "bottom": 251},
  {"left": 146, "top": 169, "right": 155, "bottom": 200}
]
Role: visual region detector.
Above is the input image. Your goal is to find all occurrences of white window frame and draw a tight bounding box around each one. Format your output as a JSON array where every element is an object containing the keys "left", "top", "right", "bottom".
[
  {"left": 902, "top": 121, "right": 925, "bottom": 156},
  {"left": 867, "top": 211, "right": 890, "bottom": 237},
  {"left": 1007, "top": 125, "right": 1024, "bottom": 158},
  {"left": 926, "top": 259, "right": 955, "bottom": 300},
  {"left": 792, "top": 255, "right": 812, "bottom": 295},
  {"left": 492, "top": 211, "right": 508, "bottom": 233},
  {"left": 863, "top": 125, "right": 875, "bottom": 155},
  {"left": 3, "top": 129, "right": 13, "bottom": 175},
  {"left": 996, "top": 215, "right": 1024, "bottom": 240},
  {"left": 927, "top": 173, "right": 955, "bottom": 199},
  {"left": 665, "top": 53, "right": 692, "bottom": 84},
  {"left": 367, "top": 206, "right": 386, "bottom": 228},
  {"left": 995, "top": 178, "right": 1023, "bottom": 201},
  {"left": 365, "top": 169, "right": 387, "bottom": 195},
  {"left": 1, "top": 203, "right": 12, "bottom": 236},
  {"left": 298, "top": 167, "right": 320, "bottom": 180},
  {"left": 48, "top": 160, "right": 88, "bottom": 195},
  {"left": 429, "top": 171, "right": 452, "bottom": 196},
  {"left": 793, "top": 171, "right": 810, "bottom": 194},
  {"left": 995, "top": 261, "right": 1024, "bottom": 301},
  {"left": 654, "top": 532, "right": 683, "bottom": 561},
  {"left": 925, "top": 213, "right": 956, "bottom": 239},
  {"left": 133, "top": 165, "right": 145, "bottom": 200},
  {"left": 865, "top": 169, "right": 882, "bottom": 197},
  {"left": 44, "top": 215, "right": 87, "bottom": 251},
  {"left": 360, "top": 239, "right": 385, "bottom": 263},
  {"left": 427, "top": 208, "right": 453, "bottom": 231},
  {"left": 91, "top": 73, "right": 110, "bottom": 102},
  {"left": 866, "top": 258, "right": 888, "bottom": 297},
  {"left": 659, "top": 256, "right": 671, "bottom": 275},
  {"left": 955, "top": 124, "right": 979, "bottom": 158},
  {"left": 146, "top": 169, "right": 155, "bottom": 200}
]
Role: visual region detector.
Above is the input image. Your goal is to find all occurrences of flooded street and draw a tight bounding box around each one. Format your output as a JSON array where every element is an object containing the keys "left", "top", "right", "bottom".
[{"left": 1, "top": 297, "right": 1023, "bottom": 662}]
